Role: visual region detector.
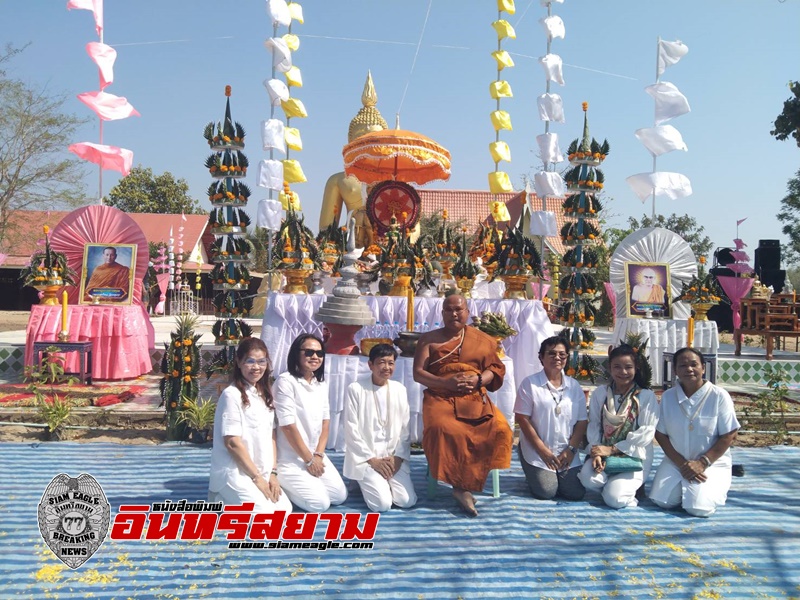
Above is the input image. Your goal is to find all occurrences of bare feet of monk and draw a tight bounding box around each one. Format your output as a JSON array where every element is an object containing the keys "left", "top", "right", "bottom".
[{"left": 453, "top": 488, "right": 478, "bottom": 517}]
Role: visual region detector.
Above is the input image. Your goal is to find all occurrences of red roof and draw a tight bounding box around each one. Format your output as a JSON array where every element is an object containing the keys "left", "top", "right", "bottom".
[{"left": 2, "top": 209, "right": 212, "bottom": 269}]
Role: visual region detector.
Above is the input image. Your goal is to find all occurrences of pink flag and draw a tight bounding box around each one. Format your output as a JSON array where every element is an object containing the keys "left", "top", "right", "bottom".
[
  {"left": 86, "top": 42, "right": 116, "bottom": 90},
  {"left": 77, "top": 91, "right": 140, "bottom": 121},
  {"left": 736, "top": 217, "right": 748, "bottom": 226},
  {"left": 66, "top": 0, "right": 103, "bottom": 37},
  {"left": 69, "top": 142, "right": 134, "bottom": 176}
]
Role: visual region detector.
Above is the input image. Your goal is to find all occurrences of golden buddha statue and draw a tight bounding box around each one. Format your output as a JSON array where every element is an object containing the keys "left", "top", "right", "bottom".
[{"left": 319, "top": 71, "right": 387, "bottom": 249}]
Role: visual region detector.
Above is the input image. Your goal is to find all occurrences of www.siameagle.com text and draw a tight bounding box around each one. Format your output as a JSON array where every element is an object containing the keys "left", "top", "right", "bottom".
[{"left": 228, "top": 540, "right": 374, "bottom": 550}]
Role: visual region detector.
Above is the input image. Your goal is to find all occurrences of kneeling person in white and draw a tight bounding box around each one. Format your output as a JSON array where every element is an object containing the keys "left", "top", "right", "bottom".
[
  {"left": 650, "top": 348, "right": 739, "bottom": 517},
  {"left": 344, "top": 344, "right": 417, "bottom": 512},
  {"left": 274, "top": 334, "right": 348, "bottom": 512},
  {"left": 209, "top": 338, "right": 292, "bottom": 514}
]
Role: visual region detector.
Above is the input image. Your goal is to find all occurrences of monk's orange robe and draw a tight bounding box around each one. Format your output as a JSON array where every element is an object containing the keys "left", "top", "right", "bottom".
[
  {"left": 422, "top": 326, "right": 513, "bottom": 492},
  {"left": 84, "top": 263, "right": 130, "bottom": 301}
]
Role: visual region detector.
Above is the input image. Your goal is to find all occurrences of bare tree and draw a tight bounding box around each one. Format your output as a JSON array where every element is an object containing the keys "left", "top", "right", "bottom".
[{"left": 0, "top": 45, "right": 88, "bottom": 247}]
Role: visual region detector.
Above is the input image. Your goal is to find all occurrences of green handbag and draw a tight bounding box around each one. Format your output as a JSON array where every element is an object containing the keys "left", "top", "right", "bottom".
[{"left": 604, "top": 455, "right": 643, "bottom": 474}]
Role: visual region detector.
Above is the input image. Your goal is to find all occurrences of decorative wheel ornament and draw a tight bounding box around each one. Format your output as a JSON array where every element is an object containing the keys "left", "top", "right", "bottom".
[{"left": 366, "top": 180, "right": 421, "bottom": 238}]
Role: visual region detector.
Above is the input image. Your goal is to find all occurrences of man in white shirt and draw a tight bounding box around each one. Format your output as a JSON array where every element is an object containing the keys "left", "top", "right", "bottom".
[{"left": 344, "top": 344, "right": 417, "bottom": 512}]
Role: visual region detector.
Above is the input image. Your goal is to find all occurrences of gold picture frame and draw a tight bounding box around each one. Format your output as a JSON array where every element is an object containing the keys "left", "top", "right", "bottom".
[
  {"left": 625, "top": 262, "right": 671, "bottom": 318},
  {"left": 79, "top": 243, "right": 137, "bottom": 305}
]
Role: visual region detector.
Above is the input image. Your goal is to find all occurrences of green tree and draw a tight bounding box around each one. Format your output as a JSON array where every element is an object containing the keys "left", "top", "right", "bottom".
[
  {"left": 777, "top": 168, "right": 800, "bottom": 264},
  {"left": 0, "top": 45, "right": 88, "bottom": 247},
  {"left": 104, "top": 166, "right": 204, "bottom": 214},
  {"left": 605, "top": 213, "right": 714, "bottom": 259},
  {"left": 771, "top": 81, "right": 800, "bottom": 148}
]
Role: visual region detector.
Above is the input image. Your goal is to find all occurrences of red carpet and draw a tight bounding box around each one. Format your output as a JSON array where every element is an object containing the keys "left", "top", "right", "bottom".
[{"left": 0, "top": 383, "right": 147, "bottom": 408}]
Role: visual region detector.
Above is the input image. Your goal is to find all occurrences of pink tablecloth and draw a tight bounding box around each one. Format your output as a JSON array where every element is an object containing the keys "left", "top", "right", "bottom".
[{"left": 25, "top": 305, "right": 155, "bottom": 380}]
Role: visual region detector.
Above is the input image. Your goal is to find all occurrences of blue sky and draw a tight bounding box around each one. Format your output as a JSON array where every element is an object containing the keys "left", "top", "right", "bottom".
[{"left": 5, "top": 0, "right": 799, "bottom": 265}]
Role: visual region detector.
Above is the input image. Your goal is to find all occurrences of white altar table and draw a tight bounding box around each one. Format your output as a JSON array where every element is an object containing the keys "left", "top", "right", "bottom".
[
  {"left": 324, "top": 354, "right": 515, "bottom": 451},
  {"left": 262, "top": 293, "right": 554, "bottom": 389},
  {"left": 611, "top": 318, "right": 719, "bottom": 385}
]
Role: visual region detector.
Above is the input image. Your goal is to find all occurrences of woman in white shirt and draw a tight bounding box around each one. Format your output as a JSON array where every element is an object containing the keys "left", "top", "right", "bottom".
[
  {"left": 208, "top": 338, "right": 292, "bottom": 513},
  {"left": 578, "top": 344, "right": 658, "bottom": 509},
  {"left": 514, "top": 336, "right": 588, "bottom": 501},
  {"left": 650, "top": 347, "right": 739, "bottom": 517},
  {"left": 273, "top": 333, "right": 347, "bottom": 512}
]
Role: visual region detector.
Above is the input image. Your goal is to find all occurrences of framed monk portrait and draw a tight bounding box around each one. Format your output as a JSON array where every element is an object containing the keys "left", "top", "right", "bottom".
[
  {"left": 625, "top": 262, "right": 671, "bottom": 318},
  {"left": 79, "top": 243, "right": 136, "bottom": 305}
]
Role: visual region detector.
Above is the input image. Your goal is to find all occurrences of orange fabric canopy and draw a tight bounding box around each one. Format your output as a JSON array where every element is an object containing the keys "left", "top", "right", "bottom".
[{"left": 343, "top": 129, "right": 451, "bottom": 186}]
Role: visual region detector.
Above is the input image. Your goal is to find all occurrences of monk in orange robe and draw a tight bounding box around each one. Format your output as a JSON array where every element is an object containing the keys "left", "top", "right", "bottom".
[
  {"left": 83, "top": 247, "right": 130, "bottom": 301},
  {"left": 413, "top": 294, "right": 512, "bottom": 516}
]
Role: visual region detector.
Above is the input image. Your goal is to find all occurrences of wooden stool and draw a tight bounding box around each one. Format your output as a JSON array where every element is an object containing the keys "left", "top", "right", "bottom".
[{"left": 662, "top": 351, "right": 716, "bottom": 390}]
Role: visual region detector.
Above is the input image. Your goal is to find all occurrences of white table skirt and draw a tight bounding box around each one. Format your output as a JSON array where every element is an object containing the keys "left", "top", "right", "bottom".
[
  {"left": 611, "top": 318, "right": 719, "bottom": 385},
  {"left": 262, "top": 293, "right": 554, "bottom": 390},
  {"left": 325, "top": 354, "right": 515, "bottom": 451}
]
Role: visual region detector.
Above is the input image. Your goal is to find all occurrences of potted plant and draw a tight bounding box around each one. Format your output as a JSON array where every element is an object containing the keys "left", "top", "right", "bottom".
[
  {"left": 37, "top": 394, "right": 73, "bottom": 441},
  {"left": 176, "top": 395, "right": 216, "bottom": 444},
  {"left": 19, "top": 225, "right": 77, "bottom": 305}
]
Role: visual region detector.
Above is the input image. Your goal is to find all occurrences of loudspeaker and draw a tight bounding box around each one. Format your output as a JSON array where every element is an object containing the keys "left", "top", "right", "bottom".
[
  {"left": 714, "top": 247, "right": 735, "bottom": 267},
  {"left": 758, "top": 239, "right": 781, "bottom": 247},
  {"left": 760, "top": 269, "right": 786, "bottom": 294},
  {"left": 755, "top": 245, "right": 781, "bottom": 273}
]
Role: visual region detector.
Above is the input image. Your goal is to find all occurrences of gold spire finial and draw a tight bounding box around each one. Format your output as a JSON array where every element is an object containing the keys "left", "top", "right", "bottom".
[{"left": 348, "top": 70, "right": 388, "bottom": 142}]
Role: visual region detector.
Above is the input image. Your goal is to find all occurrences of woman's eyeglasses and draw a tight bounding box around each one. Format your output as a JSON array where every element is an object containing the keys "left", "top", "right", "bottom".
[
  {"left": 243, "top": 359, "right": 269, "bottom": 367},
  {"left": 301, "top": 349, "right": 325, "bottom": 358},
  {"left": 546, "top": 352, "right": 568, "bottom": 360}
]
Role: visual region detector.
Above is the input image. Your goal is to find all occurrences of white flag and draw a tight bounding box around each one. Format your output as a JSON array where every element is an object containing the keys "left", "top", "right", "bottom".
[
  {"left": 257, "top": 198, "right": 283, "bottom": 231},
  {"left": 262, "top": 119, "right": 286, "bottom": 153},
  {"left": 264, "top": 78, "right": 290, "bottom": 105},
  {"left": 539, "top": 15, "right": 565, "bottom": 40},
  {"left": 267, "top": 0, "right": 291, "bottom": 26},
  {"left": 264, "top": 37, "right": 292, "bottom": 73},
  {"left": 539, "top": 54, "right": 565, "bottom": 86},
  {"left": 657, "top": 40, "right": 688, "bottom": 77},
  {"left": 536, "top": 133, "right": 564, "bottom": 164},
  {"left": 257, "top": 159, "right": 284, "bottom": 190},
  {"left": 529, "top": 211, "right": 558, "bottom": 237},
  {"left": 533, "top": 170, "right": 566, "bottom": 199},
  {"left": 645, "top": 82, "right": 690, "bottom": 125},
  {"left": 634, "top": 125, "right": 687, "bottom": 156},
  {"left": 626, "top": 171, "right": 693, "bottom": 201},
  {"left": 537, "top": 93, "right": 565, "bottom": 123}
]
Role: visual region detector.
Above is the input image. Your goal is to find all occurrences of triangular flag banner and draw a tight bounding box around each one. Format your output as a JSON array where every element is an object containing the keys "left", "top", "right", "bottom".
[
  {"left": 281, "top": 97, "right": 308, "bottom": 118},
  {"left": 529, "top": 211, "right": 558, "bottom": 237},
  {"left": 77, "top": 91, "right": 140, "bottom": 121},
  {"left": 497, "top": 0, "right": 516, "bottom": 15},
  {"left": 68, "top": 142, "right": 133, "bottom": 176},
  {"left": 262, "top": 119, "right": 286, "bottom": 153},
  {"left": 282, "top": 159, "right": 307, "bottom": 183},
  {"left": 287, "top": 2, "right": 304, "bottom": 23},
  {"left": 536, "top": 133, "right": 564, "bottom": 164},
  {"left": 634, "top": 125, "right": 687, "bottom": 156},
  {"left": 645, "top": 82, "right": 690, "bottom": 125},
  {"left": 285, "top": 127, "right": 303, "bottom": 151},
  {"left": 626, "top": 171, "right": 693, "bottom": 201},
  {"left": 267, "top": 0, "right": 291, "bottom": 26},
  {"left": 257, "top": 198, "right": 283, "bottom": 231},
  {"left": 489, "top": 141, "right": 511, "bottom": 163},
  {"left": 86, "top": 42, "right": 116, "bottom": 90},
  {"left": 490, "top": 110, "right": 513, "bottom": 131},
  {"left": 539, "top": 54, "right": 565, "bottom": 86},
  {"left": 257, "top": 159, "right": 284, "bottom": 190},
  {"left": 539, "top": 15, "right": 565, "bottom": 40},
  {"left": 66, "top": 0, "right": 103, "bottom": 37},
  {"left": 283, "top": 33, "right": 300, "bottom": 51},
  {"left": 488, "top": 171, "right": 513, "bottom": 194},
  {"left": 264, "top": 37, "right": 292, "bottom": 73},
  {"left": 540, "top": 0, "right": 564, "bottom": 5},
  {"left": 284, "top": 65, "right": 303, "bottom": 87},
  {"left": 533, "top": 171, "right": 566, "bottom": 199},
  {"left": 491, "top": 50, "right": 515, "bottom": 70},
  {"left": 264, "top": 78, "right": 290, "bottom": 105},
  {"left": 657, "top": 40, "right": 689, "bottom": 77},
  {"left": 489, "top": 80, "right": 513, "bottom": 99},
  {"left": 537, "top": 93, "right": 565, "bottom": 122},
  {"left": 492, "top": 20, "right": 516, "bottom": 40}
]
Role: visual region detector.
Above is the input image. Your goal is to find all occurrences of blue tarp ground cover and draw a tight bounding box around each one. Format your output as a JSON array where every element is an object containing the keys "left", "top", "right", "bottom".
[{"left": 1, "top": 442, "right": 798, "bottom": 599}]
